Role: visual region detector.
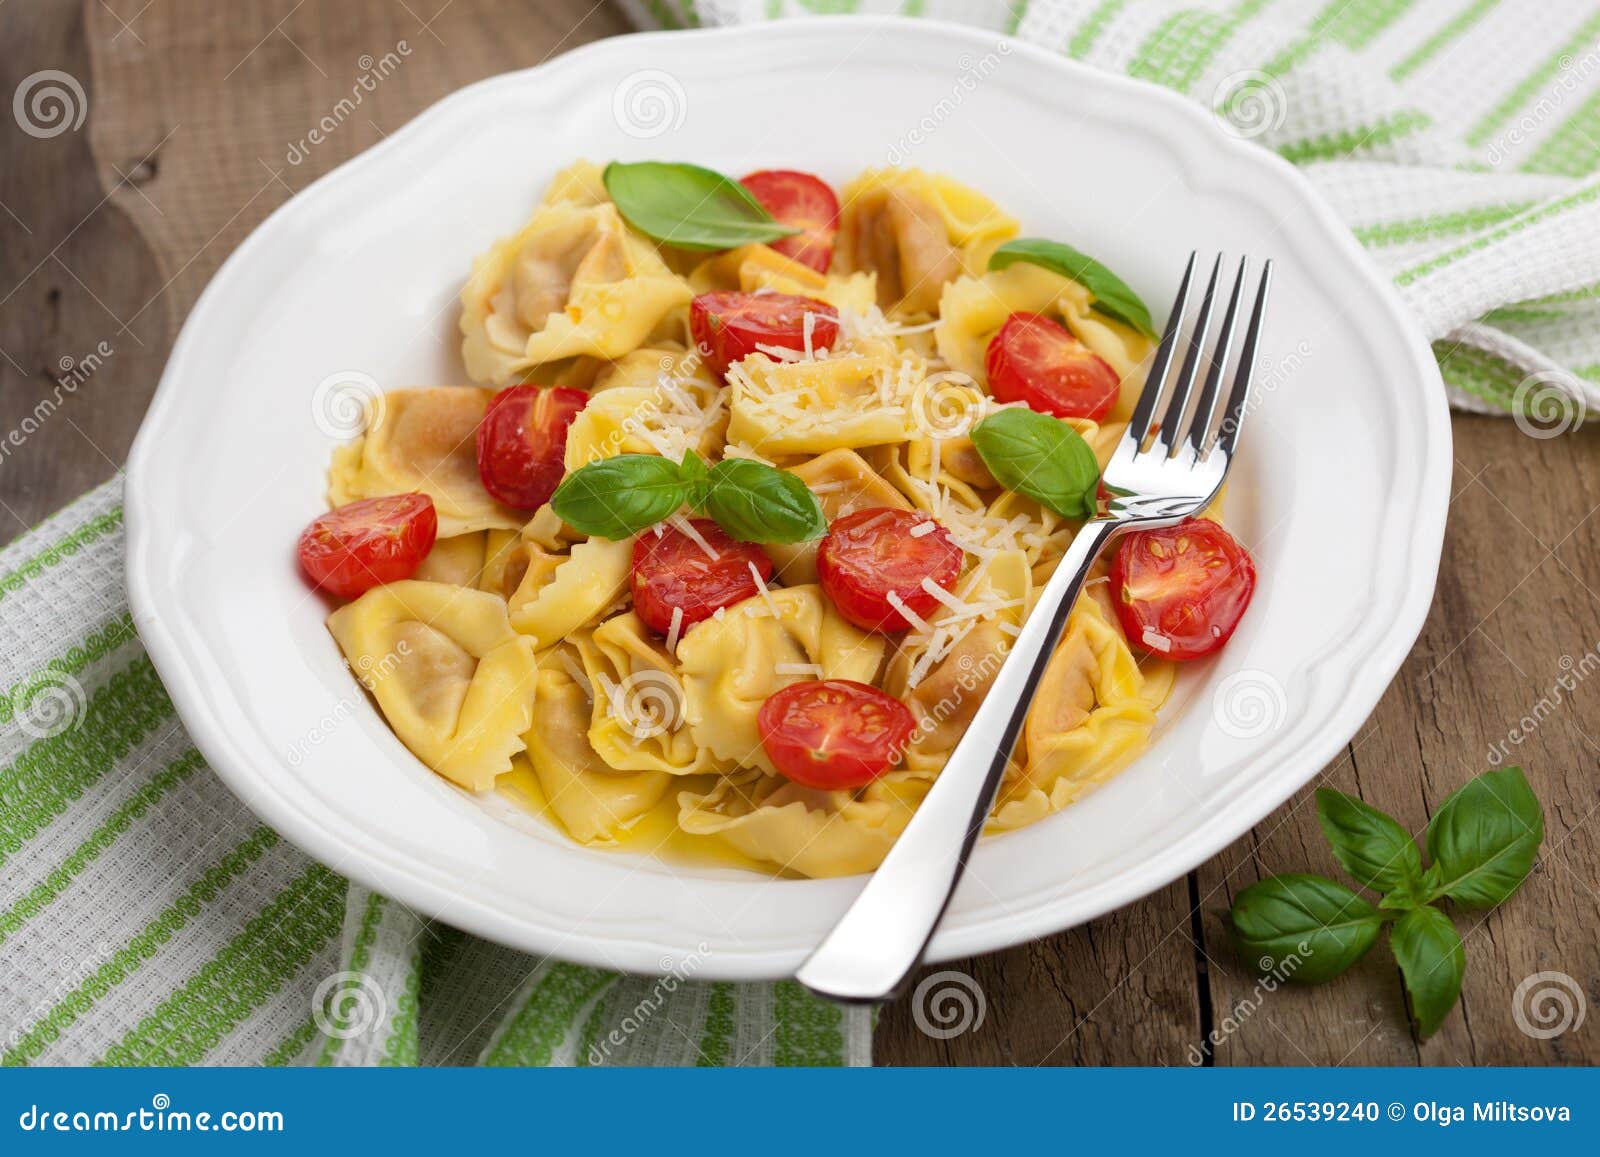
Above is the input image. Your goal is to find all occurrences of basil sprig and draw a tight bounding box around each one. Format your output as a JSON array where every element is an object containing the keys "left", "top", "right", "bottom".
[
  {"left": 989, "top": 238, "right": 1156, "bottom": 338},
  {"left": 603, "top": 161, "right": 800, "bottom": 251},
  {"left": 1228, "top": 767, "right": 1543, "bottom": 1038},
  {"left": 969, "top": 407, "right": 1100, "bottom": 520},
  {"left": 550, "top": 450, "right": 824, "bottom": 544}
]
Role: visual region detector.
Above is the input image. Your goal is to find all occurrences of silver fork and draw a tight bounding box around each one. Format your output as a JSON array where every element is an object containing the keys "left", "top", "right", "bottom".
[{"left": 796, "top": 252, "right": 1273, "bottom": 1004}]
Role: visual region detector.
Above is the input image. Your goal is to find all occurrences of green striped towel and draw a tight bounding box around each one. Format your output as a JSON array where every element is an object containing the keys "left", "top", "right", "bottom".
[
  {"left": 0, "top": 483, "right": 869, "bottom": 1066},
  {"left": 625, "top": 0, "right": 1600, "bottom": 426}
]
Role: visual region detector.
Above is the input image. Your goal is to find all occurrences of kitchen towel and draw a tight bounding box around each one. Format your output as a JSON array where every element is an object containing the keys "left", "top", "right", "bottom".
[
  {"left": 0, "top": 482, "right": 870, "bottom": 1066},
  {"left": 621, "top": 0, "right": 1600, "bottom": 427}
]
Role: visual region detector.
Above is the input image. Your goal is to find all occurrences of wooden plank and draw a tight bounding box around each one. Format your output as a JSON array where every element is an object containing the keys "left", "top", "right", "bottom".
[
  {"left": 2, "top": 0, "right": 1593, "bottom": 1067},
  {"left": 0, "top": 0, "right": 171, "bottom": 532},
  {"left": 876, "top": 880, "right": 1201, "bottom": 1065},
  {"left": 1198, "top": 416, "right": 1600, "bottom": 1065}
]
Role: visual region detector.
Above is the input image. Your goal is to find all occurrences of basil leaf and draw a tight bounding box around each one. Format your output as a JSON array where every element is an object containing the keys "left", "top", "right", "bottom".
[
  {"left": 550, "top": 454, "right": 686, "bottom": 540},
  {"left": 1424, "top": 767, "right": 1544, "bottom": 908},
  {"left": 970, "top": 408, "right": 1100, "bottom": 520},
  {"left": 1390, "top": 905, "right": 1465, "bottom": 1037},
  {"left": 1315, "top": 787, "right": 1424, "bottom": 895},
  {"left": 989, "top": 238, "right": 1156, "bottom": 338},
  {"left": 702, "top": 458, "right": 825, "bottom": 545},
  {"left": 1229, "top": 874, "right": 1384, "bottom": 983},
  {"left": 678, "top": 449, "right": 710, "bottom": 511},
  {"left": 603, "top": 161, "right": 799, "bottom": 251}
]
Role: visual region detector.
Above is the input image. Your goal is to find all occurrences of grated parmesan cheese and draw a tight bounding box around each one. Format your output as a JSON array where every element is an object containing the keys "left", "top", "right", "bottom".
[
  {"left": 774, "top": 662, "right": 824, "bottom": 677},
  {"left": 1141, "top": 629, "right": 1173, "bottom": 653},
  {"left": 665, "top": 605, "right": 684, "bottom": 653},
  {"left": 885, "top": 590, "right": 933, "bottom": 633},
  {"left": 670, "top": 513, "right": 720, "bottom": 559},
  {"left": 909, "top": 520, "right": 936, "bottom": 538},
  {"left": 748, "top": 561, "right": 782, "bottom": 620}
]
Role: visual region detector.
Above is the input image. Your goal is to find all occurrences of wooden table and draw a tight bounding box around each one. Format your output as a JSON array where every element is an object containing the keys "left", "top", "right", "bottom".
[{"left": 4, "top": 0, "right": 1595, "bottom": 1066}]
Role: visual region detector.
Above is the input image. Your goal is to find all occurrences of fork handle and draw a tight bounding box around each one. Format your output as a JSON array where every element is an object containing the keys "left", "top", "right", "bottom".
[{"left": 795, "top": 518, "right": 1120, "bottom": 1004}]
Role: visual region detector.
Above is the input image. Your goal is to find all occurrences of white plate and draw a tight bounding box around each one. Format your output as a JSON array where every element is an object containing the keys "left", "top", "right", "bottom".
[{"left": 125, "top": 17, "right": 1450, "bottom": 979}]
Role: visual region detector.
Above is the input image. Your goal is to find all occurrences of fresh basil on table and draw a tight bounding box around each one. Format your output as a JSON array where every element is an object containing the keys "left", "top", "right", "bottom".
[
  {"left": 969, "top": 406, "right": 1101, "bottom": 520},
  {"left": 603, "top": 161, "right": 800, "bottom": 251},
  {"left": 550, "top": 449, "right": 825, "bottom": 545},
  {"left": 1228, "top": 873, "right": 1385, "bottom": 985},
  {"left": 1226, "top": 767, "right": 1544, "bottom": 1039},
  {"left": 989, "top": 237, "right": 1157, "bottom": 339}
]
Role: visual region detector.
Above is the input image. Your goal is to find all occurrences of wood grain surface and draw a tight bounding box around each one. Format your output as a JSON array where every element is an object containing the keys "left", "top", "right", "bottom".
[{"left": 2, "top": 0, "right": 1595, "bottom": 1066}]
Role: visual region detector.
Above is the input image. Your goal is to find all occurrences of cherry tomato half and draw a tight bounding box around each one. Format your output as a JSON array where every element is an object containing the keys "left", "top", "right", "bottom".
[
  {"left": 632, "top": 518, "right": 776, "bottom": 635},
  {"left": 475, "top": 385, "right": 588, "bottom": 509},
  {"left": 297, "top": 493, "right": 437, "bottom": 600},
  {"left": 689, "top": 291, "right": 840, "bottom": 379},
  {"left": 985, "top": 312, "right": 1123, "bottom": 421},
  {"left": 758, "top": 679, "right": 917, "bottom": 790},
  {"left": 817, "top": 507, "right": 964, "bottom": 633},
  {"left": 740, "top": 169, "right": 840, "bottom": 274},
  {"left": 1110, "top": 517, "right": 1256, "bottom": 660}
]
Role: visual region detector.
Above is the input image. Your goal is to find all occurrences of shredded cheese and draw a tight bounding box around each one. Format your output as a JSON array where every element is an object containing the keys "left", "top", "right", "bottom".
[
  {"left": 1141, "top": 629, "right": 1173, "bottom": 653},
  {"left": 774, "top": 662, "right": 824, "bottom": 677},
  {"left": 748, "top": 561, "right": 781, "bottom": 620},
  {"left": 885, "top": 590, "right": 932, "bottom": 633},
  {"left": 665, "top": 605, "right": 684, "bottom": 653},
  {"left": 670, "top": 513, "right": 720, "bottom": 559}
]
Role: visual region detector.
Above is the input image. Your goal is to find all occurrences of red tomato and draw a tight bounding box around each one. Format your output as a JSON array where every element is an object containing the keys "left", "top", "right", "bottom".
[
  {"left": 632, "top": 518, "right": 776, "bottom": 635},
  {"left": 475, "top": 385, "right": 588, "bottom": 509},
  {"left": 689, "top": 291, "right": 840, "bottom": 378},
  {"left": 297, "top": 493, "right": 437, "bottom": 599},
  {"left": 758, "top": 679, "right": 916, "bottom": 790},
  {"left": 817, "top": 508, "right": 964, "bottom": 632},
  {"left": 1110, "top": 517, "right": 1256, "bottom": 660},
  {"left": 985, "top": 312, "right": 1123, "bottom": 421},
  {"left": 740, "top": 169, "right": 840, "bottom": 273}
]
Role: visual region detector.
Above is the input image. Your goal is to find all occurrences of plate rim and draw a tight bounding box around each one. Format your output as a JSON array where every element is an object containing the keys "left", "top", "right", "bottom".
[{"left": 125, "top": 15, "right": 1452, "bottom": 978}]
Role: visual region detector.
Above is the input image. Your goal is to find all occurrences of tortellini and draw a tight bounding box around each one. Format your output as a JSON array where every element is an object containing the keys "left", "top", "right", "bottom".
[
  {"left": 688, "top": 243, "right": 878, "bottom": 314},
  {"left": 992, "top": 596, "right": 1175, "bottom": 829},
  {"left": 563, "top": 347, "right": 727, "bottom": 468},
  {"left": 328, "top": 387, "right": 523, "bottom": 537},
  {"left": 460, "top": 200, "right": 691, "bottom": 384},
  {"left": 522, "top": 662, "right": 672, "bottom": 845},
  {"left": 573, "top": 613, "right": 725, "bottom": 775},
  {"left": 314, "top": 162, "right": 1220, "bottom": 879},
  {"left": 726, "top": 351, "right": 922, "bottom": 456},
  {"left": 506, "top": 535, "right": 632, "bottom": 647},
  {"left": 835, "top": 169, "right": 1018, "bottom": 316},
  {"left": 677, "top": 585, "right": 884, "bottom": 777},
  {"left": 328, "top": 581, "right": 538, "bottom": 791},
  {"left": 678, "top": 770, "right": 931, "bottom": 879}
]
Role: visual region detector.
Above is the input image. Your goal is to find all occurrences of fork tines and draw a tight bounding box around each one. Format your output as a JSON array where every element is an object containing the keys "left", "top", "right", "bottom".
[{"left": 1129, "top": 252, "right": 1273, "bottom": 463}]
